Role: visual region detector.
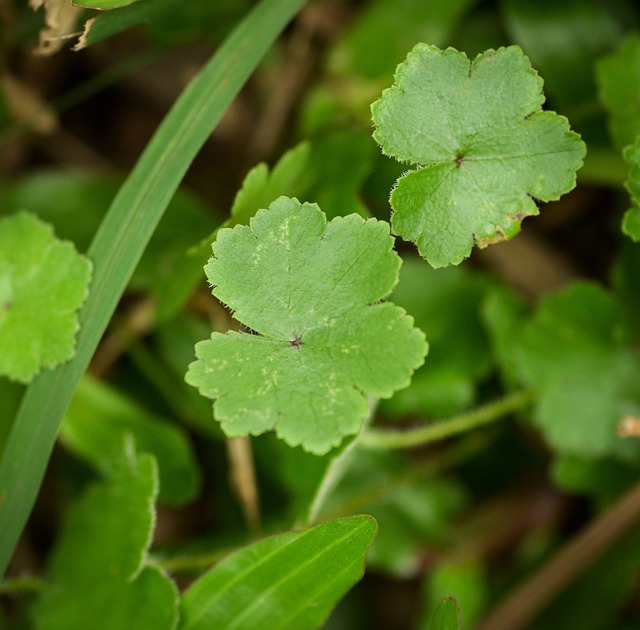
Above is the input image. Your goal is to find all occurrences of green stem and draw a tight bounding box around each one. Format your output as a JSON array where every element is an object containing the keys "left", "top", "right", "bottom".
[
  {"left": 360, "top": 389, "right": 535, "bottom": 450},
  {"left": 299, "top": 398, "right": 378, "bottom": 527},
  {"left": 0, "top": 576, "right": 44, "bottom": 595},
  {"left": 0, "top": 0, "right": 306, "bottom": 578}
]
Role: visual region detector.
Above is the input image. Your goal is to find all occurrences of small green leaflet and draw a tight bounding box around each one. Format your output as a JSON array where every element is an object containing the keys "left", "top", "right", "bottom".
[
  {"left": 0, "top": 211, "right": 92, "bottom": 383},
  {"left": 371, "top": 44, "right": 586, "bottom": 268},
  {"left": 186, "top": 197, "right": 427, "bottom": 454},
  {"left": 623, "top": 138, "right": 640, "bottom": 241}
]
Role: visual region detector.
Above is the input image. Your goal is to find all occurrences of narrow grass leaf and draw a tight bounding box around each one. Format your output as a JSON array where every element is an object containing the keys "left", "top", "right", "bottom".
[{"left": 0, "top": 0, "right": 306, "bottom": 577}]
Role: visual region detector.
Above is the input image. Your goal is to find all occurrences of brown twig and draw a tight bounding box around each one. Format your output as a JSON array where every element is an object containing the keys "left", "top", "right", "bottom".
[{"left": 479, "top": 479, "right": 640, "bottom": 629}]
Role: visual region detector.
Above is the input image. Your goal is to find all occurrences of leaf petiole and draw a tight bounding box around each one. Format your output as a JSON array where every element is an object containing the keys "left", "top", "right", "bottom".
[{"left": 361, "top": 389, "right": 536, "bottom": 449}]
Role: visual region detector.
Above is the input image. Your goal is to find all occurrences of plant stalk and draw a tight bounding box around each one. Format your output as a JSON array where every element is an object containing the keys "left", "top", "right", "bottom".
[{"left": 360, "top": 389, "right": 535, "bottom": 449}]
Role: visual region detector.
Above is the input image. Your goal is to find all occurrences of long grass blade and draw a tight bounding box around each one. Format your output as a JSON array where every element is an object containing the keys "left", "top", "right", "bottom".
[{"left": 0, "top": 0, "right": 306, "bottom": 576}]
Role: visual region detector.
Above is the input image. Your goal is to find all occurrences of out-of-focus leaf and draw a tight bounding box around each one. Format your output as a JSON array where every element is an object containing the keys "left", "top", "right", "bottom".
[
  {"left": 597, "top": 33, "right": 640, "bottom": 148},
  {"left": 61, "top": 376, "right": 200, "bottom": 505},
  {"left": 622, "top": 137, "right": 640, "bottom": 241},
  {"left": 481, "top": 286, "right": 529, "bottom": 388},
  {"left": 31, "top": 439, "right": 178, "bottom": 629},
  {"left": 318, "top": 449, "right": 468, "bottom": 577},
  {"left": 517, "top": 282, "right": 640, "bottom": 459},
  {"left": 552, "top": 455, "right": 639, "bottom": 509},
  {"left": 382, "top": 258, "right": 492, "bottom": 417},
  {"left": 179, "top": 515, "right": 377, "bottom": 630},
  {"left": 429, "top": 596, "right": 463, "bottom": 630},
  {"left": 503, "top": 0, "right": 619, "bottom": 114},
  {"left": 0, "top": 212, "right": 92, "bottom": 384},
  {"left": 330, "top": 0, "right": 477, "bottom": 81},
  {"left": 421, "top": 561, "right": 486, "bottom": 629}
]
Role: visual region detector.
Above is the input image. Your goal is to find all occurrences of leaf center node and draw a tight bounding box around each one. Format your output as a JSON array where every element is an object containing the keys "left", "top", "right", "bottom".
[
  {"left": 290, "top": 336, "right": 302, "bottom": 349},
  {"left": 455, "top": 153, "right": 466, "bottom": 167}
]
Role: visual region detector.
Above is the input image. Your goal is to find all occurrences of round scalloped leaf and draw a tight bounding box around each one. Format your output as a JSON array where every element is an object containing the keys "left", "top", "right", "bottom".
[
  {"left": 371, "top": 44, "right": 586, "bottom": 268},
  {"left": 0, "top": 211, "right": 92, "bottom": 383},
  {"left": 186, "top": 197, "right": 427, "bottom": 454}
]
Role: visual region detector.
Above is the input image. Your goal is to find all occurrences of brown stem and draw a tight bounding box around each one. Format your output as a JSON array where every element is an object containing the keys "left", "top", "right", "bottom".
[
  {"left": 479, "top": 479, "right": 640, "bottom": 630},
  {"left": 226, "top": 436, "right": 262, "bottom": 538}
]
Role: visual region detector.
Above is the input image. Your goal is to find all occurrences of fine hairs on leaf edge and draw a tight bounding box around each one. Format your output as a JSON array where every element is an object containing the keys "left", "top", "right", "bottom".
[
  {"left": 370, "top": 43, "right": 586, "bottom": 269},
  {"left": 186, "top": 196, "right": 428, "bottom": 455}
]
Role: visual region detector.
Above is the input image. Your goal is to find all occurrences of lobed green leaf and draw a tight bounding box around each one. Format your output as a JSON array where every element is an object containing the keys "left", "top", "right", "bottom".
[
  {"left": 186, "top": 197, "right": 427, "bottom": 454},
  {"left": 372, "top": 44, "right": 586, "bottom": 267},
  {"left": 0, "top": 212, "right": 92, "bottom": 384}
]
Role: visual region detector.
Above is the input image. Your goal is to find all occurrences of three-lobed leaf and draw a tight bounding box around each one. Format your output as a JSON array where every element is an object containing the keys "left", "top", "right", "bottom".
[
  {"left": 0, "top": 211, "right": 92, "bottom": 383},
  {"left": 186, "top": 197, "right": 427, "bottom": 454},
  {"left": 372, "top": 44, "right": 586, "bottom": 267},
  {"left": 179, "top": 515, "right": 377, "bottom": 630}
]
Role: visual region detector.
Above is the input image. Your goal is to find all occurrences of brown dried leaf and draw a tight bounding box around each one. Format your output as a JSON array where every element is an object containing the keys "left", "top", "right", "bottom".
[{"left": 30, "top": 0, "right": 84, "bottom": 55}]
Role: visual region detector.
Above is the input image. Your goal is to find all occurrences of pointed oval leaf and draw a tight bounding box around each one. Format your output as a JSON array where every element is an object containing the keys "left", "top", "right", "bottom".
[
  {"left": 372, "top": 44, "right": 586, "bottom": 268},
  {"left": 186, "top": 197, "right": 427, "bottom": 454},
  {"left": 180, "top": 515, "right": 377, "bottom": 630},
  {"left": 431, "top": 596, "right": 463, "bottom": 630}
]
